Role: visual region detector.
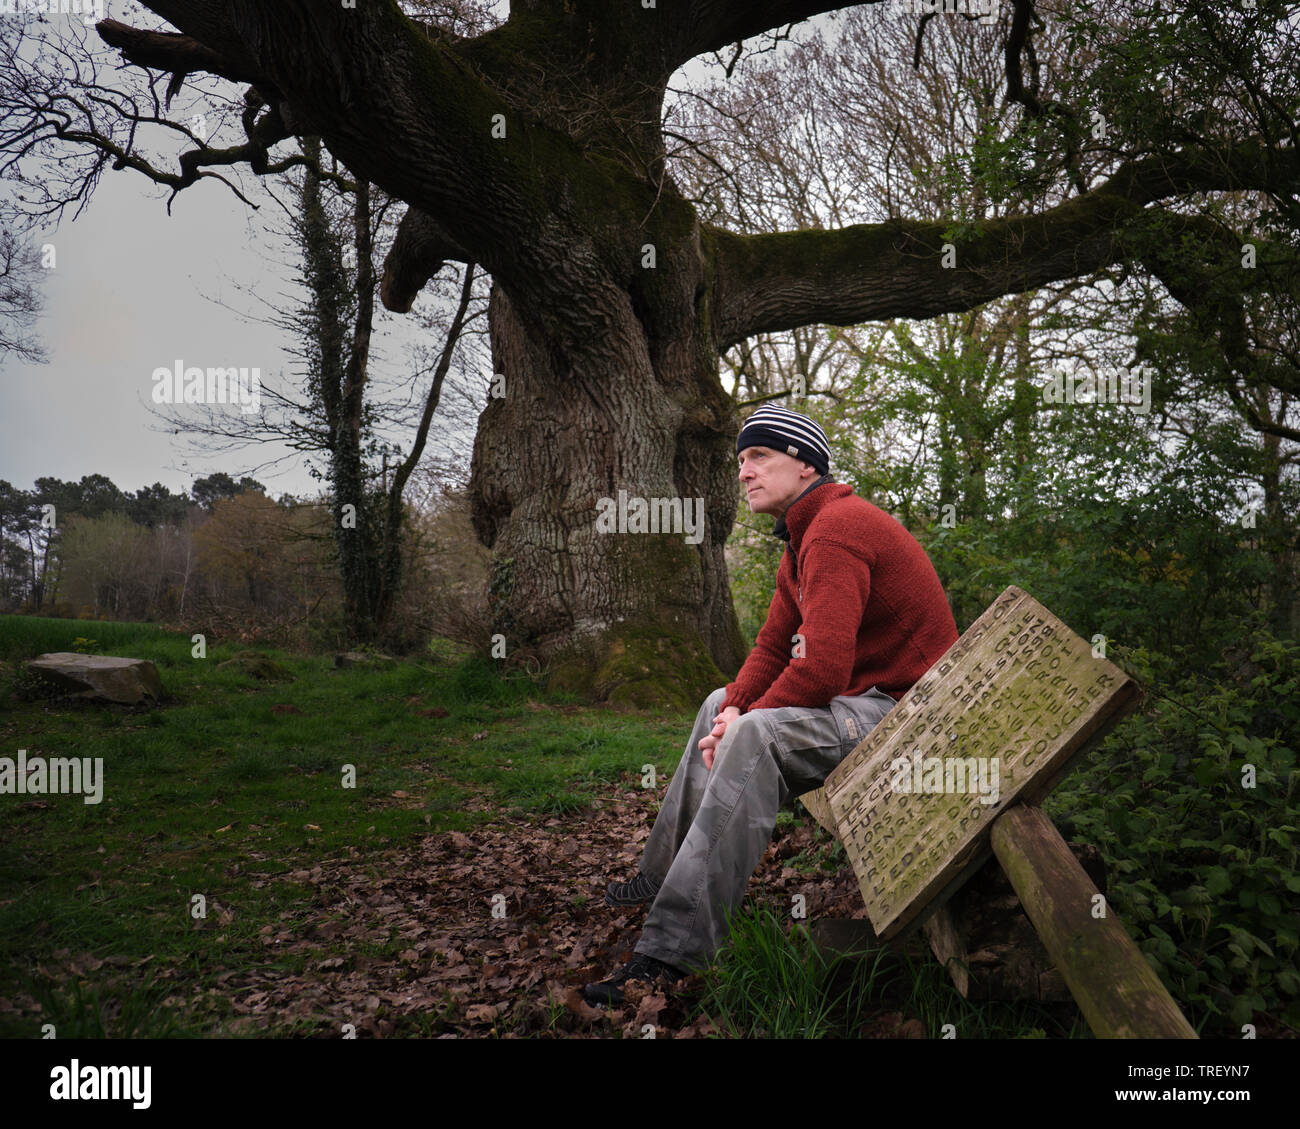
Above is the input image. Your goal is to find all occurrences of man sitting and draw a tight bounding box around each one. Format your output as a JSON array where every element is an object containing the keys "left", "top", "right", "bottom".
[{"left": 584, "top": 405, "right": 959, "bottom": 1005}]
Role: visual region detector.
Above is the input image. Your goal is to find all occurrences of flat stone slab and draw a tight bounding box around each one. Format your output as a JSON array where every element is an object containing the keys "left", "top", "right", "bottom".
[{"left": 27, "top": 652, "right": 163, "bottom": 705}]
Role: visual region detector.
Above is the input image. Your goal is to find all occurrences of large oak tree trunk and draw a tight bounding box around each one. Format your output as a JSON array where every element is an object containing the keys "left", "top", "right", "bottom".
[{"left": 471, "top": 265, "right": 747, "bottom": 705}]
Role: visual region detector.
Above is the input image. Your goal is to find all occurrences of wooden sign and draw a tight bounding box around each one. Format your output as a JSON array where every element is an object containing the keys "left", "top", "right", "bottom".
[{"left": 819, "top": 585, "right": 1142, "bottom": 941}]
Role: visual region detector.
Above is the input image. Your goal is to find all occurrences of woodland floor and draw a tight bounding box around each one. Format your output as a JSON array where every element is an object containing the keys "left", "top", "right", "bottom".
[
  {"left": 6, "top": 781, "right": 926, "bottom": 1039},
  {"left": 196, "top": 786, "right": 903, "bottom": 1039},
  {"left": 0, "top": 619, "right": 1074, "bottom": 1039}
]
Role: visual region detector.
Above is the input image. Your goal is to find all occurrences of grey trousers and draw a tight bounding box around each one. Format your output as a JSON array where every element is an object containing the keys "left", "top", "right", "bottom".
[{"left": 632, "top": 684, "right": 898, "bottom": 972}]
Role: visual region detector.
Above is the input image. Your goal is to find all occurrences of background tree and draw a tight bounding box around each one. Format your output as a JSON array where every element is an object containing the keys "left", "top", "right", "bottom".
[
  {"left": 125, "top": 482, "right": 194, "bottom": 529},
  {"left": 0, "top": 212, "right": 48, "bottom": 367},
  {"left": 137, "top": 124, "right": 486, "bottom": 647},
  {"left": 668, "top": 4, "right": 1298, "bottom": 654},
  {"left": 56, "top": 510, "right": 151, "bottom": 620},
  {"left": 291, "top": 136, "right": 481, "bottom": 644},
  {"left": 0, "top": 480, "right": 41, "bottom": 611},
  {"left": 191, "top": 473, "right": 266, "bottom": 513},
  {"left": 192, "top": 489, "right": 316, "bottom": 619}
]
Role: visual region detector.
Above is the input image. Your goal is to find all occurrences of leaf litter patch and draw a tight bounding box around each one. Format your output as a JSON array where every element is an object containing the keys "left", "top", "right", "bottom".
[{"left": 7, "top": 785, "right": 877, "bottom": 1039}]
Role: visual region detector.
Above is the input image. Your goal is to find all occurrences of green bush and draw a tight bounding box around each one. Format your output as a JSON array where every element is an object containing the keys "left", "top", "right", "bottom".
[{"left": 1049, "top": 626, "right": 1300, "bottom": 1034}]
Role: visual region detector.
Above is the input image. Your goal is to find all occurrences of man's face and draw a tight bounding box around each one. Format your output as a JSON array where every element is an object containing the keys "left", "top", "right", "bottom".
[{"left": 738, "top": 446, "right": 819, "bottom": 517}]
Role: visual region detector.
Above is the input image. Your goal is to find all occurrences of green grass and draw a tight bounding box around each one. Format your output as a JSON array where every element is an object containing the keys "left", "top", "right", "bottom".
[
  {"left": 0, "top": 615, "right": 171, "bottom": 663},
  {"left": 0, "top": 614, "right": 688, "bottom": 1038},
  {"left": 696, "top": 904, "right": 886, "bottom": 1038},
  {"left": 693, "top": 901, "right": 1091, "bottom": 1039},
  {"left": 19, "top": 972, "right": 200, "bottom": 1039}
]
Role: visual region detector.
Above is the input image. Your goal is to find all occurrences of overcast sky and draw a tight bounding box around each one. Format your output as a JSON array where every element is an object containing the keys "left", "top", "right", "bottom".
[
  {"left": 0, "top": 2, "right": 493, "bottom": 504},
  {"left": 0, "top": 165, "right": 319, "bottom": 499}
]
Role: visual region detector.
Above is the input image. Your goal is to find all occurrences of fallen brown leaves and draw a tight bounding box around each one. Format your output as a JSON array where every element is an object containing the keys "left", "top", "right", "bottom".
[
  {"left": 222, "top": 781, "right": 876, "bottom": 1037},
  {"left": 4, "top": 780, "right": 892, "bottom": 1040}
]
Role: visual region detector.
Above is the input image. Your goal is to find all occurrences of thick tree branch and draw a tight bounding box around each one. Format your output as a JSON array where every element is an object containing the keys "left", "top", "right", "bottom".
[
  {"left": 494, "top": 0, "right": 858, "bottom": 79},
  {"left": 380, "top": 207, "right": 471, "bottom": 313},
  {"left": 709, "top": 140, "right": 1300, "bottom": 349},
  {"left": 97, "top": 17, "right": 271, "bottom": 90}
]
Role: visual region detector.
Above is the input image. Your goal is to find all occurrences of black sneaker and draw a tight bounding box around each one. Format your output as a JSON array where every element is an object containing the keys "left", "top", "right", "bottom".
[
  {"left": 605, "top": 872, "right": 662, "bottom": 907},
  {"left": 582, "top": 952, "right": 684, "bottom": 1007}
]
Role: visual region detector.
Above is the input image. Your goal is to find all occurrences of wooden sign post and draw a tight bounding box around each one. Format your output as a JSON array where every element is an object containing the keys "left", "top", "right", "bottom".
[{"left": 802, "top": 585, "right": 1197, "bottom": 1038}]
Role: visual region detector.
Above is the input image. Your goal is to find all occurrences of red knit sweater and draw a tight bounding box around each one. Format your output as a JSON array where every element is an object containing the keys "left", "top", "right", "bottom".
[{"left": 723, "top": 483, "right": 959, "bottom": 712}]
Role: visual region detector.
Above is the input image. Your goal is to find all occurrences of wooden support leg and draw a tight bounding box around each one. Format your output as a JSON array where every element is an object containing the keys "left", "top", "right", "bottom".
[
  {"left": 990, "top": 803, "right": 1198, "bottom": 1039},
  {"left": 923, "top": 907, "right": 970, "bottom": 998}
]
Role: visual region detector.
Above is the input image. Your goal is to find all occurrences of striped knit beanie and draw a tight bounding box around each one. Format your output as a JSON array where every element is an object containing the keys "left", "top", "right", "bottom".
[{"left": 736, "top": 405, "right": 831, "bottom": 476}]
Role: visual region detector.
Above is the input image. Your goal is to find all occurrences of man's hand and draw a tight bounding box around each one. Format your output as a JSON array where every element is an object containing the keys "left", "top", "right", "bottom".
[{"left": 698, "top": 706, "right": 742, "bottom": 770}]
